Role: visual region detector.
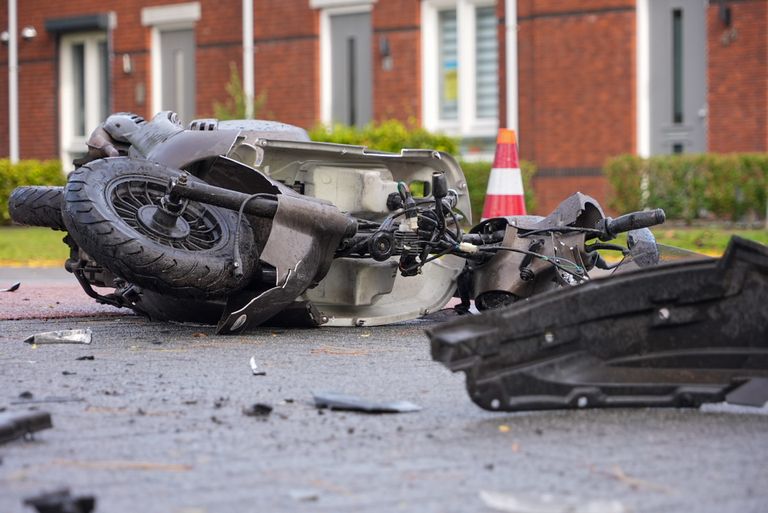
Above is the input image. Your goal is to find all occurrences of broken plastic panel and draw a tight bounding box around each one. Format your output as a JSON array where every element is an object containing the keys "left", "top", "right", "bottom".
[
  {"left": 23, "top": 329, "right": 92, "bottom": 345},
  {"left": 0, "top": 411, "right": 52, "bottom": 444},
  {"left": 313, "top": 391, "right": 422, "bottom": 413},
  {"left": 23, "top": 488, "right": 95, "bottom": 513},
  {"left": 1, "top": 281, "right": 20, "bottom": 292},
  {"left": 428, "top": 236, "right": 768, "bottom": 412}
]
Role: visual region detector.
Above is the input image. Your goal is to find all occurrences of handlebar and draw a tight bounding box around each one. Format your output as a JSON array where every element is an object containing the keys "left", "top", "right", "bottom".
[{"left": 599, "top": 208, "right": 666, "bottom": 240}]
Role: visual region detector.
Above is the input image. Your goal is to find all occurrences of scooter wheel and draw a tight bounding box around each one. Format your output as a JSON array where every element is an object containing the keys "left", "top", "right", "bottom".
[
  {"left": 8, "top": 185, "right": 66, "bottom": 231},
  {"left": 62, "top": 157, "right": 257, "bottom": 299}
]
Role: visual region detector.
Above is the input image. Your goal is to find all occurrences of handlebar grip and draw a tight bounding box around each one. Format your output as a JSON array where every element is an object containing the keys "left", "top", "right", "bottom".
[{"left": 604, "top": 209, "right": 666, "bottom": 238}]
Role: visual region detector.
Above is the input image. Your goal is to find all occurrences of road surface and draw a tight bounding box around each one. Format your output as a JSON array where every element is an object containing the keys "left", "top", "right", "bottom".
[{"left": 0, "top": 270, "right": 766, "bottom": 513}]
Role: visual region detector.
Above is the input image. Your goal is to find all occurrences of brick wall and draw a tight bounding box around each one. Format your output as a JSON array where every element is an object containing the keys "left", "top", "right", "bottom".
[
  {"left": 253, "top": 0, "right": 319, "bottom": 127},
  {"left": 372, "top": 0, "right": 421, "bottom": 122},
  {"left": 707, "top": 0, "right": 768, "bottom": 152},
  {"left": 516, "top": 1, "right": 636, "bottom": 213}
]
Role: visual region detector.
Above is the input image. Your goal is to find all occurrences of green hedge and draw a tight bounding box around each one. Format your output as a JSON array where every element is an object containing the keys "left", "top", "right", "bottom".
[
  {"left": 309, "top": 119, "right": 459, "bottom": 155},
  {"left": 0, "top": 159, "right": 65, "bottom": 225},
  {"left": 605, "top": 154, "right": 768, "bottom": 222}
]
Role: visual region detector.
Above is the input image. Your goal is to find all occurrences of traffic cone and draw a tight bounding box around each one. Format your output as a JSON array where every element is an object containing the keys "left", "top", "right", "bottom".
[{"left": 481, "top": 129, "right": 526, "bottom": 219}]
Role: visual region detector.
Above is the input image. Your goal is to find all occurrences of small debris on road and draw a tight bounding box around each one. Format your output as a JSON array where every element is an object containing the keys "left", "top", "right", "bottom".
[
  {"left": 593, "top": 465, "right": 674, "bottom": 494},
  {"left": 311, "top": 346, "right": 370, "bottom": 356},
  {"left": 1, "top": 282, "right": 20, "bottom": 293},
  {"left": 75, "top": 356, "right": 95, "bottom": 361},
  {"left": 23, "top": 329, "right": 92, "bottom": 345},
  {"left": 23, "top": 488, "right": 95, "bottom": 513},
  {"left": 12, "top": 395, "right": 84, "bottom": 406},
  {"left": 0, "top": 411, "right": 52, "bottom": 444},
  {"left": 288, "top": 489, "right": 320, "bottom": 502},
  {"left": 249, "top": 356, "right": 266, "bottom": 376},
  {"left": 53, "top": 459, "right": 192, "bottom": 472},
  {"left": 313, "top": 391, "right": 421, "bottom": 414},
  {"left": 242, "top": 403, "right": 273, "bottom": 418},
  {"left": 479, "top": 490, "right": 627, "bottom": 513}
]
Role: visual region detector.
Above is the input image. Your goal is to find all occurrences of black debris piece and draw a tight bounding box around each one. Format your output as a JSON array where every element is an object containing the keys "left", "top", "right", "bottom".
[
  {"left": 313, "top": 391, "right": 421, "bottom": 414},
  {"left": 428, "top": 236, "right": 768, "bottom": 412},
  {"left": 0, "top": 411, "right": 52, "bottom": 444},
  {"left": 75, "top": 356, "right": 95, "bottom": 361},
  {"left": 242, "top": 403, "right": 273, "bottom": 418},
  {"left": 23, "top": 488, "right": 95, "bottom": 513},
  {"left": 1, "top": 282, "right": 20, "bottom": 292},
  {"left": 12, "top": 397, "right": 84, "bottom": 406}
]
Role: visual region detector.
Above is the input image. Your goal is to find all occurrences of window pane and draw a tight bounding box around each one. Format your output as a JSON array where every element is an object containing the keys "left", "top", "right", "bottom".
[
  {"left": 672, "top": 9, "right": 683, "bottom": 124},
  {"left": 438, "top": 9, "right": 458, "bottom": 121},
  {"left": 98, "top": 40, "right": 110, "bottom": 122},
  {"left": 72, "top": 43, "right": 86, "bottom": 136},
  {"left": 475, "top": 6, "right": 498, "bottom": 119}
]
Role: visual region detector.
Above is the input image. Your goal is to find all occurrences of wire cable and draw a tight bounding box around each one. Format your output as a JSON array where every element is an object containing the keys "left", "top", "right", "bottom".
[
  {"left": 232, "top": 193, "right": 276, "bottom": 277},
  {"left": 478, "top": 246, "right": 586, "bottom": 278}
]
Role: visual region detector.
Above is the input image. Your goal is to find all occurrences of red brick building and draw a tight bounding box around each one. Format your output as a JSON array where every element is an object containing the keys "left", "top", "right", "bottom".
[{"left": 0, "top": 0, "right": 765, "bottom": 213}]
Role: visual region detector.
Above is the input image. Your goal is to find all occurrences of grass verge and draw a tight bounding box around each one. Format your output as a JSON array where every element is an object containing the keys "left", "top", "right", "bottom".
[
  {"left": 0, "top": 226, "right": 69, "bottom": 266},
  {"left": 0, "top": 225, "right": 765, "bottom": 267}
]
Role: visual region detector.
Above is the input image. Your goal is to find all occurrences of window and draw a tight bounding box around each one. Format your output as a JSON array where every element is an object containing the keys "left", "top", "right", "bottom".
[
  {"left": 672, "top": 8, "right": 683, "bottom": 124},
  {"left": 59, "top": 32, "right": 110, "bottom": 168},
  {"left": 422, "top": 0, "right": 498, "bottom": 141}
]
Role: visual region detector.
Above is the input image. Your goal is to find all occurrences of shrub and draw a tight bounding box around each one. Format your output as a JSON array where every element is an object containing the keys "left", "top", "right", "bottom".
[
  {"left": 0, "top": 159, "right": 65, "bottom": 225},
  {"left": 309, "top": 119, "right": 459, "bottom": 155},
  {"left": 213, "top": 62, "right": 267, "bottom": 120},
  {"left": 605, "top": 154, "right": 768, "bottom": 222}
]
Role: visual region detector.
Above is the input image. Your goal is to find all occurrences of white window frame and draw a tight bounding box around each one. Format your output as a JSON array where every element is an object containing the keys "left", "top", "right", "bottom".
[
  {"left": 58, "top": 31, "right": 108, "bottom": 168},
  {"left": 636, "top": 0, "right": 650, "bottom": 157},
  {"left": 141, "top": 2, "right": 201, "bottom": 116},
  {"left": 421, "top": 0, "right": 498, "bottom": 138}
]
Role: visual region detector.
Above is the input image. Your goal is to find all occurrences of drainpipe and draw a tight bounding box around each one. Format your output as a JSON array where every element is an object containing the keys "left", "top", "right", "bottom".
[
  {"left": 243, "top": 0, "right": 254, "bottom": 119},
  {"left": 8, "top": 0, "right": 19, "bottom": 162},
  {"left": 504, "top": 0, "right": 518, "bottom": 137}
]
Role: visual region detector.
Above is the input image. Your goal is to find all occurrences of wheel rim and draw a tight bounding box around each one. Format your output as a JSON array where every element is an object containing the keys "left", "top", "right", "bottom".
[{"left": 108, "top": 175, "right": 226, "bottom": 251}]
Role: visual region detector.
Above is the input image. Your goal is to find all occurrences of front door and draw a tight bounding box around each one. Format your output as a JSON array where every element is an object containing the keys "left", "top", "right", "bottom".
[
  {"left": 160, "top": 28, "right": 196, "bottom": 125},
  {"left": 330, "top": 12, "right": 372, "bottom": 127},
  {"left": 648, "top": 0, "right": 707, "bottom": 154}
]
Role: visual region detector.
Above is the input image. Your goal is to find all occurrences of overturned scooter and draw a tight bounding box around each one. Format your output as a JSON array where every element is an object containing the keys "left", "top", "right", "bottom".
[{"left": 10, "top": 111, "right": 666, "bottom": 334}]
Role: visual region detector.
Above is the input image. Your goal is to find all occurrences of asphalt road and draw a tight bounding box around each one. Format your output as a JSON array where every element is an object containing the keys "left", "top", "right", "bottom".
[{"left": 0, "top": 274, "right": 767, "bottom": 513}]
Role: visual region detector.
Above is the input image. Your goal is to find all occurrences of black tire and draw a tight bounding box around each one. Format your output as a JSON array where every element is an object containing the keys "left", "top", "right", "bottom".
[
  {"left": 9, "top": 186, "right": 66, "bottom": 231},
  {"left": 62, "top": 157, "right": 257, "bottom": 299}
]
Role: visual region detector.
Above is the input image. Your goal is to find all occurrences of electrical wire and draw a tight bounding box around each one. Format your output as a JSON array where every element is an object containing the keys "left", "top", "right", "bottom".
[
  {"left": 232, "top": 193, "right": 277, "bottom": 277},
  {"left": 478, "top": 246, "right": 586, "bottom": 278}
]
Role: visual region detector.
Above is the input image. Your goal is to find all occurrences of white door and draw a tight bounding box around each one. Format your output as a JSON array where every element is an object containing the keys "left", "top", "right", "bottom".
[{"left": 59, "top": 32, "right": 109, "bottom": 168}]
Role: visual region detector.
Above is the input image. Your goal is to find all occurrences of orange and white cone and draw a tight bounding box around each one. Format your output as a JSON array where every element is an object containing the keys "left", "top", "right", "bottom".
[{"left": 481, "top": 129, "right": 526, "bottom": 219}]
